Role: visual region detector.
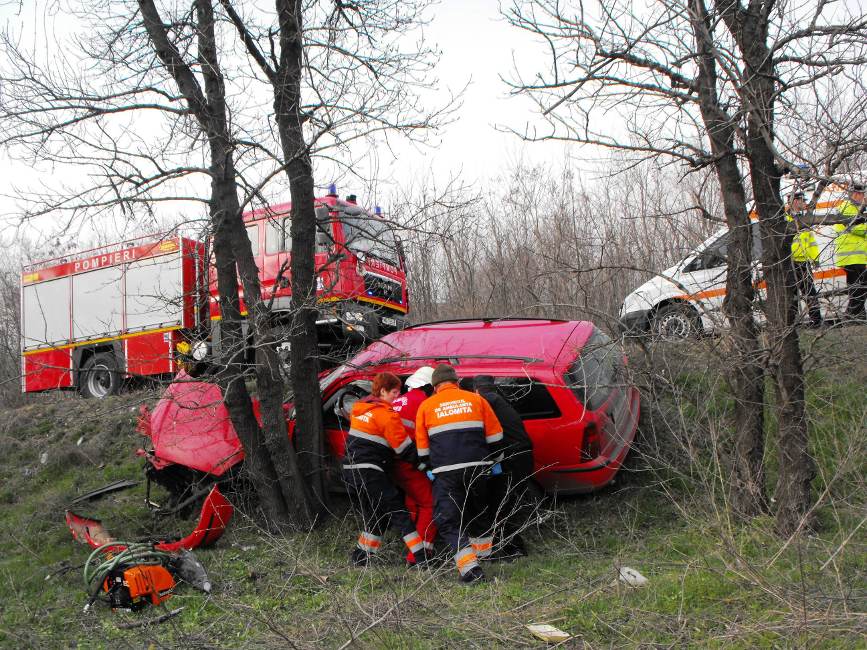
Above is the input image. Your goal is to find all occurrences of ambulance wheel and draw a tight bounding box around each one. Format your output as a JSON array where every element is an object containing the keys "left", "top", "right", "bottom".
[
  {"left": 80, "top": 353, "right": 122, "bottom": 399},
  {"left": 651, "top": 303, "right": 699, "bottom": 341}
]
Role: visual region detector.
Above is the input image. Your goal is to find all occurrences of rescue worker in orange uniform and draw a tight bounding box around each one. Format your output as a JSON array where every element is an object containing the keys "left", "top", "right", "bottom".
[
  {"left": 416, "top": 364, "right": 504, "bottom": 583},
  {"left": 391, "top": 366, "right": 437, "bottom": 564},
  {"left": 344, "top": 372, "right": 427, "bottom": 567}
]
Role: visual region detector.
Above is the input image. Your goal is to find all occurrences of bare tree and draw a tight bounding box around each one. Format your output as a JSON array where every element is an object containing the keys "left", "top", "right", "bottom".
[
  {"left": 397, "top": 159, "right": 715, "bottom": 329},
  {"left": 216, "top": 0, "right": 452, "bottom": 512},
  {"left": 500, "top": 0, "right": 867, "bottom": 533},
  {"left": 138, "top": 0, "right": 314, "bottom": 527},
  {"left": 1, "top": 0, "right": 451, "bottom": 525},
  {"left": 0, "top": 1, "right": 315, "bottom": 527}
]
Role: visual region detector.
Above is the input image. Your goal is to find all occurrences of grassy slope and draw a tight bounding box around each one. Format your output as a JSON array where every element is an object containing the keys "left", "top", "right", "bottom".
[{"left": 0, "top": 329, "right": 864, "bottom": 648}]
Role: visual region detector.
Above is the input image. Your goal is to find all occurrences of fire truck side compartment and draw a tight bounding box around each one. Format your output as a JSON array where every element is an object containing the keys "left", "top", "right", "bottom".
[{"left": 21, "top": 237, "right": 194, "bottom": 393}]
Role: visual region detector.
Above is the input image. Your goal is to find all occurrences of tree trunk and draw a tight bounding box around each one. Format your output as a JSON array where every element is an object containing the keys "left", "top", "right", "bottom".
[
  {"left": 273, "top": 0, "right": 329, "bottom": 517},
  {"left": 197, "top": 0, "right": 314, "bottom": 529},
  {"left": 689, "top": 0, "right": 767, "bottom": 516},
  {"left": 211, "top": 190, "right": 290, "bottom": 526},
  {"left": 141, "top": 0, "right": 316, "bottom": 529},
  {"left": 721, "top": 3, "right": 815, "bottom": 534}
]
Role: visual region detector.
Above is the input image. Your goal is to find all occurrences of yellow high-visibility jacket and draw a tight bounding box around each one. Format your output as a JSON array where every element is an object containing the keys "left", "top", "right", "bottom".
[
  {"left": 834, "top": 201, "right": 867, "bottom": 267},
  {"left": 785, "top": 213, "right": 820, "bottom": 263}
]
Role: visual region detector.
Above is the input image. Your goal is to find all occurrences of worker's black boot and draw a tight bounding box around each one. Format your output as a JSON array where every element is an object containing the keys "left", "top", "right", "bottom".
[
  {"left": 350, "top": 548, "right": 372, "bottom": 567},
  {"left": 410, "top": 548, "right": 437, "bottom": 568},
  {"left": 459, "top": 566, "right": 486, "bottom": 584},
  {"left": 510, "top": 534, "right": 528, "bottom": 557}
]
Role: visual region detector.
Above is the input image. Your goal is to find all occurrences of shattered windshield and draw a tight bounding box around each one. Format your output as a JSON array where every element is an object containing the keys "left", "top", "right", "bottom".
[{"left": 319, "top": 364, "right": 349, "bottom": 392}]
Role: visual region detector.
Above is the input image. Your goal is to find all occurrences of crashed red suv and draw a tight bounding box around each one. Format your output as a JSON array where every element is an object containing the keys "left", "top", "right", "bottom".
[{"left": 141, "top": 318, "right": 640, "bottom": 496}]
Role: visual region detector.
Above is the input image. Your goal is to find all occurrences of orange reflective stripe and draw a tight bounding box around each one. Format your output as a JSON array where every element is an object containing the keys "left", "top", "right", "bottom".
[
  {"left": 674, "top": 267, "right": 847, "bottom": 304},
  {"left": 403, "top": 532, "right": 424, "bottom": 552},
  {"left": 674, "top": 287, "right": 727, "bottom": 302},
  {"left": 358, "top": 533, "right": 382, "bottom": 550},
  {"left": 814, "top": 268, "right": 846, "bottom": 280},
  {"left": 455, "top": 549, "right": 478, "bottom": 569},
  {"left": 470, "top": 536, "right": 493, "bottom": 558}
]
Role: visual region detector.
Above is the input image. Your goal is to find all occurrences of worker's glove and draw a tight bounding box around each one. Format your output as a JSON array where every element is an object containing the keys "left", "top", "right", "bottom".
[
  {"left": 416, "top": 459, "right": 430, "bottom": 473},
  {"left": 490, "top": 463, "right": 503, "bottom": 476},
  {"left": 425, "top": 470, "right": 435, "bottom": 482}
]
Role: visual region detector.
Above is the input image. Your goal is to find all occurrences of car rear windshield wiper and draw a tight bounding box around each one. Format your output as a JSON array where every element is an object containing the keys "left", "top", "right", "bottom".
[{"left": 358, "top": 354, "right": 543, "bottom": 368}]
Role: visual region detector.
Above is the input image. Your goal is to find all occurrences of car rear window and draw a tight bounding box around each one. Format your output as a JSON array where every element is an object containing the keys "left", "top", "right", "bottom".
[
  {"left": 564, "top": 330, "right": 625, "bottom": 411},
  {"left": 490, "top": 377, "right": 561, "bottom": 420}
]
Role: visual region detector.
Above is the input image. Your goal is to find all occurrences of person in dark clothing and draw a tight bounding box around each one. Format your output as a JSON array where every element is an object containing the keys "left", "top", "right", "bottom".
[{"left": 472, "top": 375, "right": 535, "bottom": 558}]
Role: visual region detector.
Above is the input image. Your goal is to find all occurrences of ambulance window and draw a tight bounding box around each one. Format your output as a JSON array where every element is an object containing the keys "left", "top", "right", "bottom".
[
  {"left": 703, "top": 231, "right": 729, "bottom": 268},
  {"left": 246, "top": 224, "right": 260, "bottom": 256},
  {"left": 493, "top": 377, "right": 561, "bottom": 420},
  {"left": 266, "top": 217, "right": 290, "bottom": 254}
]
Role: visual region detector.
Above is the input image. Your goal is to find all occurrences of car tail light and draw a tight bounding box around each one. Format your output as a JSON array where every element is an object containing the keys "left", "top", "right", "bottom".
[{"left": 580, "top": 420, "right": 601, "bottom": 462}]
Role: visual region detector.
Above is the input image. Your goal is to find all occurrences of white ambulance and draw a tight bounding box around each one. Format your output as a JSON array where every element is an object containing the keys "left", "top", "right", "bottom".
[{"left": 619, "top": 184, "right": 852, "bottom": 339}]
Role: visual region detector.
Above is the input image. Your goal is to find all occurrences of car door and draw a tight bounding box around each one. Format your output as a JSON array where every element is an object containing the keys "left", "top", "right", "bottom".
[
  {"left": 320, "top": 377, "right": 373, "bottom": 459},
  {"left": 678, "top": 230, "right": 730, "bottom": 330}
]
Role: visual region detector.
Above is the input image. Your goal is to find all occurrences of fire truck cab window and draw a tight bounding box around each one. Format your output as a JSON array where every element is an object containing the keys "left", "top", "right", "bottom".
[
  {"left": 316, "top": 220, "right": 333, "bottom": 254},
  {"left": 266, "top": 217, "right": 290, "bottom": 254},
  {"left": 246, "top": 224, "right": 260, "bottom": 256},
  {"left": 341, "top": 211, "right": 398, "bottom": 265}
]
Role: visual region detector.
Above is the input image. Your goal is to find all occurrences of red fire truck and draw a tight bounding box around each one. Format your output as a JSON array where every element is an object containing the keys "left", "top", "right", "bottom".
[{"left": 20, "top": 188, "right": 409, "bottom": 397}]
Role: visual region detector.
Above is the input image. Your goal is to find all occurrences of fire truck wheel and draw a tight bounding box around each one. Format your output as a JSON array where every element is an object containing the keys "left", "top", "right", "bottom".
[{"left": 80, "top": 353, "right": 122, "bottom": 399}]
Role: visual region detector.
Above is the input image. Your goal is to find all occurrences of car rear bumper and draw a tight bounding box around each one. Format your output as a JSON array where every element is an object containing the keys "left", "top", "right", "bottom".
[
  {"left": 536, "top": 388, "right": 639, "bottom": 495},
  {"left": 536, "top": 459, "right": 622, "bottom": 495}
]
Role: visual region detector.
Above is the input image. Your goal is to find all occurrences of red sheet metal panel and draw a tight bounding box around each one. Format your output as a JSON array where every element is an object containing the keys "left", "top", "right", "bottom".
[
  {"left": 24, "top": 349, "right": 73, "bottom": 391},
  {"left": 126, "top": 331, "right": 173, "bottom": 378},
  {"left": 147, "top": 372, "right": 249, "bottom": 476}
]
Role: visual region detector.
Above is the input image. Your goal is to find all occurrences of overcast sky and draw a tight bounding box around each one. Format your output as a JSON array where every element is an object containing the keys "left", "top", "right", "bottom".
[
  {"left": 374, "top": 1, "right": 573, "bottom": 191},
  {"left": 0, "top": 1, "right": 582, "bottom": 251},
  {"left": 3, "top": 1, "right": 865, "bottom": 252}
]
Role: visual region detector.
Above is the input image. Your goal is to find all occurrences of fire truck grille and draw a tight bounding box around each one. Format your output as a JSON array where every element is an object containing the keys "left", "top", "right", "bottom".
[{"left": 363, "top": 275, "right": 402, "bottom": 303}]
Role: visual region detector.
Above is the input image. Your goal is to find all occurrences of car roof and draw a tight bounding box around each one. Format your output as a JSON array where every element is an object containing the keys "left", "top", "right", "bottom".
[{"left": 347, "top": 318, "right": 595, "bottom": 371}]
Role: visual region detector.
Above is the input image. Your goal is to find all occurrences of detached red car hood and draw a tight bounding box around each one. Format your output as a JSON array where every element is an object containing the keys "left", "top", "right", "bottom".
[{"left": 145, "top": 371, "right": 251, "bottom": 476}]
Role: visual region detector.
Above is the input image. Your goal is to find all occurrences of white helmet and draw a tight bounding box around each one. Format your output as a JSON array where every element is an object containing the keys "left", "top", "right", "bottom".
[{"left": 405, "top": 366, "right": 434, "bottom": 389}]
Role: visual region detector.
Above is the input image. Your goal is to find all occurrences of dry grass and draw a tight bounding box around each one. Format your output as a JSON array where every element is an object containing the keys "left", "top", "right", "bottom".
[{"left": 0, "top": 330, "right": 864, "bottom": 647}]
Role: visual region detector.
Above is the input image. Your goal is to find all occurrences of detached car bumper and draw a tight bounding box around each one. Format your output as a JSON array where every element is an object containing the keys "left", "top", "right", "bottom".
[{"left": 618, "top": 309, "right": 650, "bottom": 336}]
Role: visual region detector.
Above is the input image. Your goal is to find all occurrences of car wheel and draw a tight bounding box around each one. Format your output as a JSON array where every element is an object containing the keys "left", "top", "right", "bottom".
[
  {"left": 651, "top": 303, "right": 699, "bottom": 341},
  {"left": 79, "top": 352, "right": 122, "bottom": 399}
]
